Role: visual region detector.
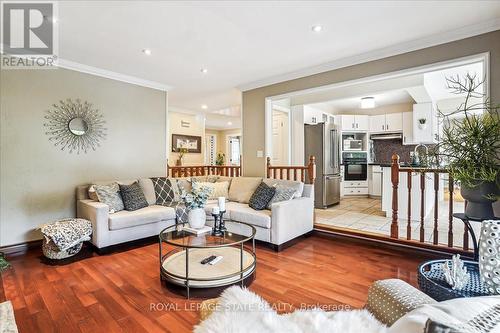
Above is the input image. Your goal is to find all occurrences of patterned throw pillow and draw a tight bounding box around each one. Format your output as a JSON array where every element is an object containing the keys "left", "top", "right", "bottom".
[
  {"left": 266, "top": 185, "right": 296, "bottom": 209},
  {"left": 196, "top": 181, "right": 230, "bottom": 199},
  {"left": 249, "top": 182, "right": 276, "bottom": 210},
  {"left": 94, "top": 183, "right": 124, "bottom": 212},
  {"left": 119, "top": 182, "right": 148, "bottom": 211},
  {"left": 151, "top": 177, "right": 176, "bottom": 205}
]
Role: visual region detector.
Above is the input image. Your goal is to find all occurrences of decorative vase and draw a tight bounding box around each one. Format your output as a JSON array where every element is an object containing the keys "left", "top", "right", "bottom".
[
  {"left": 418, "top": 123, "right": 427, "bottom": 130},
  {"left": 479, "top": 220, "right": 500, "bottom": 295},
  {"left": 460, "top": 181, "right": 498, "bottom": 220},
  {"left": 188, "top": 208, "right": 206, "bottom": 229},
  {"left": 176, "top": 159, "right": 183, "bottom": 166}
]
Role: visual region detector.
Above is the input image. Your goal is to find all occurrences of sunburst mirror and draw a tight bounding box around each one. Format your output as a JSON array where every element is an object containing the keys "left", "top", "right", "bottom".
[{"left": 44, "top": 98, "right": 107, "bottom": 154}]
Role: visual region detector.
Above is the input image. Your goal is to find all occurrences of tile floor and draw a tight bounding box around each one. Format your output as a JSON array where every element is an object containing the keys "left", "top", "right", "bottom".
[{"left": 315, "top": 196, "right": 480, "bottom": 249}]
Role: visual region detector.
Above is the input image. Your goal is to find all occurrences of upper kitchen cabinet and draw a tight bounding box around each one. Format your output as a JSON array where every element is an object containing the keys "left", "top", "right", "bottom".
[
  {"left": 412, "top": 103, "right": 439, "bottom": 144},
  {"left": 402, "top": 112, "right": 416, "bottom": 145},
  {"left": 339, "top": 115, "right": 369, "bottom": 131},
  {"left": 369, "top": 113, "right": 403, "bottom": 133}
]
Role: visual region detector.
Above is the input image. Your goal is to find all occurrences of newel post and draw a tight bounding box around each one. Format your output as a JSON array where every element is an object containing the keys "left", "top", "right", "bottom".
[
  {"left": 391, "top": 154, "right": 400, "bottom": 238},
  {"left": 266, "top": 157, "right": 271, "bottom": 178},
  {"left": 307, "top": 155, "right": 316, "bottom": 184}
]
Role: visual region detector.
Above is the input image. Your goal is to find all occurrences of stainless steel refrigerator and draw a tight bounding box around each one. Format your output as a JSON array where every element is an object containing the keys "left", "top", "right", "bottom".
[{"left": 304, "top": 123, "right": 341, "bottom": 208}]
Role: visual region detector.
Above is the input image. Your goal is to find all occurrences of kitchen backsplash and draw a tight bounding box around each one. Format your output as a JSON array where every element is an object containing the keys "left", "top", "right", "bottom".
[{"left": 373, "top": 139, "right": 419, "bottom": 163}]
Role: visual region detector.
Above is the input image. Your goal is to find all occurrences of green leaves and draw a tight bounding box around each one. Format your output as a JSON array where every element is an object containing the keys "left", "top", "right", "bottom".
[{"left": 180, "top": 182, "right": 212, "bottom": 209}]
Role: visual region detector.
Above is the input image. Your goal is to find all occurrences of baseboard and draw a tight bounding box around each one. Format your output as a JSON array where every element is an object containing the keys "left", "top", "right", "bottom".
[
  {"left": 0, "top": 239, "right": 43, "bottom": 256},
  {"left": 92, "top": 235, "right": 158, "bottom": 255}
]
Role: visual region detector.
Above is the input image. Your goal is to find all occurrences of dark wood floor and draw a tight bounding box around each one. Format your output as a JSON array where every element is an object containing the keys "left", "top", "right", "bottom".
[{"left": 1, "top": 233, "right": 432, "bottom": 333}]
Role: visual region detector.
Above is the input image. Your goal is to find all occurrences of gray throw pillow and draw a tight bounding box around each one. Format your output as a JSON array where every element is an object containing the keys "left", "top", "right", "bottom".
[
  {"left": 267, "top": 185, "right": 296, "bottom": 210},
  {"left": 151, "top": 177, "right": 176, "bottom": 205},
  {"left": 94, "top": 183, "right": 124, "bottom": 212},
  {"left": 249, "top": 182, "right": 276, "bottom": 210},
  {"left": 119, "top": 182, "right": 148, "bottom": 211}
]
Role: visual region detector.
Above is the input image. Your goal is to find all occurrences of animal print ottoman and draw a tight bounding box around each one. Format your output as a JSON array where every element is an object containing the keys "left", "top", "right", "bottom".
[{"left": 39, "top": 218, "right": 92, "bottom": 259}]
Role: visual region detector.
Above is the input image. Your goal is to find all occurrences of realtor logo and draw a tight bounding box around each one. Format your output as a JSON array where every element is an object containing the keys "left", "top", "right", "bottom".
[{"left": 1, "top": 1, "right": 58, "bottom": 68}]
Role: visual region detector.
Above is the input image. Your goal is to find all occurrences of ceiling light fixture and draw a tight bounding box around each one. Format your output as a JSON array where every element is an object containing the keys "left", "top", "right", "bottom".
[
  {"left": 311, "top": 25, "right": 323, "bottom": 32},
  {"left": 200, "top": 68, "right": 208, "bottom": 74},
  {"left": 142, "top": 49, "right": 152, "bottom": 55},
  {"left": 201, "top": 104, "right": 208, "bottom": 110},
  {"left": 227, "top": 121, "right": 233, "bottom": 126},
  {"left": 361, "top": 97, "right": 375, "bottom": 109}
]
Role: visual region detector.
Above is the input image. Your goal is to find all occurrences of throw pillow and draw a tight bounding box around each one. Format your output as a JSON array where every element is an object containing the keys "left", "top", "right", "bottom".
[
  {"left": 263, "top": 179, "right": 304, "bottom": 199},
  {"left": 151, "top": 177, "right": 176, "bottom": 205},
  {"left": 119, "top": 182, "right": 148, "bottom": 211},
  {"left": 196, "top": 181, "right": 230, "bottom": 199},
  {"left": 228, "top": 177, "right": 262, "bottom": 204},
  {"left": 249, "top": 182, "right": 276, "bottom": 210},
  {"left": 87, "top": 185, "right": 99, "bottom": 201},
  {"left": 266, "top": 185, "right": 296, "bottom": 209},
  {"left": 94, "top": 183, "right": 124, "bottom": 212}
]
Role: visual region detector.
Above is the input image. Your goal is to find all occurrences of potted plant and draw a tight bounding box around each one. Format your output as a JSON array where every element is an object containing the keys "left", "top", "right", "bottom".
[
  {"left": 430, "top": 74, "right": 499, "bottom": 220},
  {"left": 181, "top": 183, "right": 212, "bottom": 229},
  {"left": 176, "top": 147, "right": 188, "bottom": 166},
  {"left": 216, "top": 152, "right": 225, "bottom": 166},
  {"left": 417, "top": 118, "right": 427, "bottom": 130}
]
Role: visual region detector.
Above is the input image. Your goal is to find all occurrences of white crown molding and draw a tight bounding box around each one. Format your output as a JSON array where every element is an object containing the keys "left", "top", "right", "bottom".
[
  {"left": 57, "top": 59, "right": 171, "bottom": 91},
  {"left": 238, "top": 18, "right": 500, "bottom": 92}
]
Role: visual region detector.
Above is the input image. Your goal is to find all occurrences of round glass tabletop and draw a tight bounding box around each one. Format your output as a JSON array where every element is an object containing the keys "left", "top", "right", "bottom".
[{"left": 159, "top": 221, "right": 256, "bottom": 248}]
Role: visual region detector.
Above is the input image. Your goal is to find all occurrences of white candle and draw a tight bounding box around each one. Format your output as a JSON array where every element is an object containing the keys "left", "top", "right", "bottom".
[
  {"left": 218, "top": 197, "right": 225, "bottom": 212},
  {"left": 212, "top": 206, "right": 220, "bottom": 215}
]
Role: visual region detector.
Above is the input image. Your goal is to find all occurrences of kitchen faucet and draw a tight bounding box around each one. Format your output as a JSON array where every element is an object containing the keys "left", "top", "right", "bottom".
[{"left": 413, "top": 144, "right": 429, "bottom": 166}]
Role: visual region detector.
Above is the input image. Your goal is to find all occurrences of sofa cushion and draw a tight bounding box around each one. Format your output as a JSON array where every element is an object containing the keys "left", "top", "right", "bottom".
[
  {"left": 263, "top": 179, "right": 304, "bottom": 198},
  {"left": 94, "top": 183, "right": 124, "bottom": 212},
  {"left": 138, "top": 178, "right": 156, "bottom": 205},
  {"left": 266, "top": 185, "right": 296, "bottom": 210},
  {"left": 151, "top": 177, "right": 176, "bottom": 205},
  {"left": 229, "top": 202, "right": 271, "bottom": 229},
  {"left": 197, "top": 181, "right": 230, "bottom": 199},
  {"left": 388, "top": 295, "right": 500, "bottom": 333},
  {"left": 249, "top": 182, "right": 276, "bottom": 210},
  {"left": 108, "top": 205, "right": 176, "bottom": 230},
  {"left": 119, "top": 182, "right": 149, "bottom": 211},
  {"left": 228, "top": 177, "right": 262, "bottom": 204}
]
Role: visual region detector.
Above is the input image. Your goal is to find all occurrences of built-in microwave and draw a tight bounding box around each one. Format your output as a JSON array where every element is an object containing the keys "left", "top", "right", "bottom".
[{"left": 343, "top": 139, "right": 363, "bottom": 151}]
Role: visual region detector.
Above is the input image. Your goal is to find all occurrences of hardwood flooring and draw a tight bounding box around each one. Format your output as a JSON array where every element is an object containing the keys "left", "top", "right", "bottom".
[{"left": 0, "top": 234, "right": 432, "bottom": 333}]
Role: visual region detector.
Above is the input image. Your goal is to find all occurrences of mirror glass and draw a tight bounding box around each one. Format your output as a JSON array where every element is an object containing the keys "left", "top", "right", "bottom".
[{"left": 68, "top": 117, "right": 88, "bottom": 136}]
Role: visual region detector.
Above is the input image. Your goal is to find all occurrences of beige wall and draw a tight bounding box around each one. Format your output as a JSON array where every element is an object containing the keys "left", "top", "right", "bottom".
[
  {"left": 0, "top": 68, "right": 167, "bottom": 247},
  {"left": 242, "top": 30, "right": 500, "bottom": 176},
  {"left": 169, "top": 112, "right": 205, "bottom": 165}
]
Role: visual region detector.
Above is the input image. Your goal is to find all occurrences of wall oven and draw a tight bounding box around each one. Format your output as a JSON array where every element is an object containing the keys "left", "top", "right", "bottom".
[{"left": 342, "top": 152, "right": 368, "bottom": 181}]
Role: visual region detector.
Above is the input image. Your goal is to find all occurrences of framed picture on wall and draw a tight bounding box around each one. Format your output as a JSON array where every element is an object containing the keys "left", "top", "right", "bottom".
[{"left": 171, "top": 134, "right": 202, "bottom": 153}]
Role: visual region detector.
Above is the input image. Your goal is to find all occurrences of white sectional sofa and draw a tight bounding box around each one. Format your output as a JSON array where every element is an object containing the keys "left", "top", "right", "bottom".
[{"left": 76, "top": 176, "right": 314, "bottom": 251}]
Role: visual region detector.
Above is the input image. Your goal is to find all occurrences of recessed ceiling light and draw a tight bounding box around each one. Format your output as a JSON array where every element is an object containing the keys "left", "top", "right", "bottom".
[
  {"left": 142, "top": 49, "right": 152, "bottom": 55},
  {"left": 311, "top": 25, "right": 323, "bottom": 32},
  {"left": 201, "top": 104, "right": 208, "bottom": 110},
  {"left": 227, "top": 121, "right": 233, "bottom": 126},
  {"left": 361, "top": 97, "right": 375, "bottom": 109},
  {"left": 200, "top": 68, "right": 208, "bottom": 74}
]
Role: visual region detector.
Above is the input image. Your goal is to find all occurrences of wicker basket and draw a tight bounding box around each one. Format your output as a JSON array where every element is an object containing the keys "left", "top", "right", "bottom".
[
  {"left": 42, "top": 239, "right": 83, "bottom": 260},
  {"left": 418, "top": 259, "right": 491, "bottom": 301}
]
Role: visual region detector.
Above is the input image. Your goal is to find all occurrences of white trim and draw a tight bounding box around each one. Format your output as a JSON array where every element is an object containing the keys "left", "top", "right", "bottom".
[
  {"left": 226, "top": 134, "right": 242, "bottom": 166},
  {"left": 238, "top": 19, "right": 500, "bottom": 91},
  {"left": 57, "top": 59, "right": 171, "bottom": 91}
]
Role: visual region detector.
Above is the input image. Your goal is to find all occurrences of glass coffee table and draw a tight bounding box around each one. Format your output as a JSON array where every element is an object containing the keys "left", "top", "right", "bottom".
[{"left": 159, "top": 220, "right": 256, "bottom": 298}]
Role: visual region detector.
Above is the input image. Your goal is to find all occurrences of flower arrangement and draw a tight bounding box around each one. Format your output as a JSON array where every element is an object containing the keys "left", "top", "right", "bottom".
[
  {"left": 181, "top": 182, "right": 212, "bottom": 209},
  {"left": 216, "top": 152, "right": 225, "bottom": 166}
]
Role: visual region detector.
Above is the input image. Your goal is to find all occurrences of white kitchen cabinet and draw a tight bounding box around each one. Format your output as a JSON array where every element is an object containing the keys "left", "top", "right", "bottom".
[
  {"left": 385, "top": 113, "right": 403, "bottom": 132},
  {"left": 370, "top": 115, "right": 386, "bottom": 132},
  {"left": 303, "top": 106, "right": 324, "bottom": 125},
  {"left": 402, "top": 112, "right": 415, "bottom": 145},
  {"left": 340, "top": 115, "right": 368, "bottom": 131},
  {"left": 370, "top": 113, "right": 403, "bottom": 133},
  {"left": 413, "top": 103, "right": 439, "bottom": 144}
]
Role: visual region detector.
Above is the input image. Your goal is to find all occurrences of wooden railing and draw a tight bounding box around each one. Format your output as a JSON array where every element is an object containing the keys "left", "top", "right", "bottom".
[
  {"left": 389, "top": 154, "right": 470, "bottom": 253},
  {"left": 167, "top": 163, "right": 241, "bottom": 178},
  {"left": 266, "top": 156, "right": 316, "bottom": 184}
]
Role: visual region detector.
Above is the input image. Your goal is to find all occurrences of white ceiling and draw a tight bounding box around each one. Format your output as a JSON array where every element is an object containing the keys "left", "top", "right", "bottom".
[
  {"left": 57, "top": 1, "right": 500, "bottom": 113},
  {"left": 314, "top": 90, "right": 414, "bottom": 112}
]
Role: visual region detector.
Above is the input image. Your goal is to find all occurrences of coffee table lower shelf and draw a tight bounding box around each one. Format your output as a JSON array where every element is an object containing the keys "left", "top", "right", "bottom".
[{"left": 160, "top": 247, "right": 256, "bottom": 294}]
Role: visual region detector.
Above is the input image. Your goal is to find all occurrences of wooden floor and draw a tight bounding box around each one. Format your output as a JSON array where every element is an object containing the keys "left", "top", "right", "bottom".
[{"left": 1, "top": 234, "right": 432, "bottom": 333}]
